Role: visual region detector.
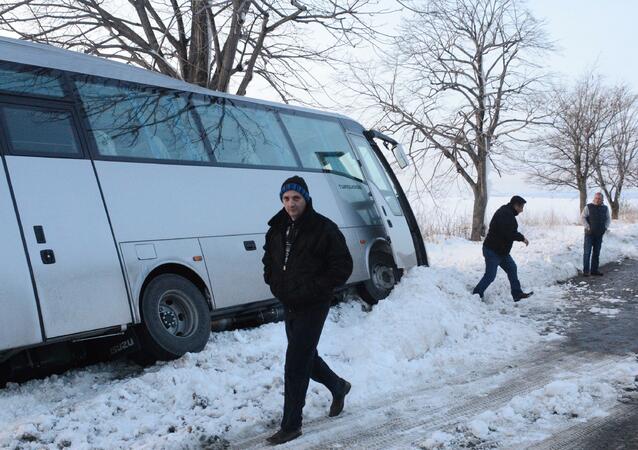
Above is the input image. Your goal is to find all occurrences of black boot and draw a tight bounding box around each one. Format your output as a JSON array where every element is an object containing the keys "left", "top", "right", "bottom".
[
  {"left": 329, "top": 380, "right": 351, "bottom": 417},
  {"left": 266, "top": 428, "right": 302, "bottom": 446},
  {"left": 514, "top": 291, "right": 534, "bottom": 302}
]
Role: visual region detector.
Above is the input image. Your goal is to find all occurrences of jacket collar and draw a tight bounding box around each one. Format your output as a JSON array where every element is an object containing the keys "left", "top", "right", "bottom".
[
  {"left": 507, "top": 203, "right": 519, "bottom": 216},
  {"left": 268, "top": 201, "right": 316, "bottom": 227}
]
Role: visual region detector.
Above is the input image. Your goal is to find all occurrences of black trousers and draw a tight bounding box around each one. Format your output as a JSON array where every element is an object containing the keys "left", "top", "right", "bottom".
[{"left": 280, "top": 303, "right": 344, "bottom": 431}]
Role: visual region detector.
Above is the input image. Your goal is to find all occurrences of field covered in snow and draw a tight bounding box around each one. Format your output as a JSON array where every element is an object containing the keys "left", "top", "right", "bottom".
[{"left": 0, "top": 217, "right": 637, "bottom": 448}]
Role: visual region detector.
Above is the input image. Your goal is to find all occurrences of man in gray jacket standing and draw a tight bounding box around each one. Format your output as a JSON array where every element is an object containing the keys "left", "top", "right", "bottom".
[{"left": 581, "top": 192, "right": 611, "bottom": 276}]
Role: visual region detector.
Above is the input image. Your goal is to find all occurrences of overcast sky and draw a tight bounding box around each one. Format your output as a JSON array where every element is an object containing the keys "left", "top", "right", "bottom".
[
  {"left": 496, "top": 0, "right": 638, "bottom": 195},
  {"left": 532, "top": 0, "right": 638, "bottom": 88}
]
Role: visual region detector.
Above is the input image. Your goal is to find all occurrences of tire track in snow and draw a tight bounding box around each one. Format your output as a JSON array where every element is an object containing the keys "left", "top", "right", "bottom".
[{"left": 232, "top": 349, "right": 619, "bottom": 449}]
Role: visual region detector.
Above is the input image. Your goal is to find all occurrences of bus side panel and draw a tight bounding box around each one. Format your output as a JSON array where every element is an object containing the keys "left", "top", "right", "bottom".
[
  {"left": 120, "top": 239, "right": 214, "bottom": 318},
  {"left": 6, "top": 157, "right": 132, "bottom": 338},
  {"left": 200, "top": 233, "right": 272, "bottom": 309},
  {"left": 93, "top": 162, "right": 369, "bottom": 309},
  {"left": 92, "top": 162, "right": 347, "bottom": 241},
  {"left": 0, "top": 163, "right": 42, "bottom": 351},
  {"left": 339, "top": 227, "right": 368, "bottom": 282}
]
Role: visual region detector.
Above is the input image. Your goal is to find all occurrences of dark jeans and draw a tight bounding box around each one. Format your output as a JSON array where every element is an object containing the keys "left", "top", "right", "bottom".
[
  {"left": 583, "top": 233, "right": 603, "bottom": 273},
  {"left": 280, "top": 303, "right": 344, "bottom": 432},
  {"left": 473, "top": 246, "right": 523, "bottom": 299}
]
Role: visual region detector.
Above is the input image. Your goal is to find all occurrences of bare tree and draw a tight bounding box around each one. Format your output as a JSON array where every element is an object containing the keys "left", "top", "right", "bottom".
[
  {"left": 629, "top": 163, "right": 638, "bottom": 187},
  {"left": 593, "top": 86, "right": 638, "bottom": 219},
  {"left": 527, "top": 73, "right": 617, "bottom": 212},
  {"left": 0, "top": 0, "right": 380, "bottom": 101},
  {"left": 347, "top": 0, "right": 551, "bottom": 241}
]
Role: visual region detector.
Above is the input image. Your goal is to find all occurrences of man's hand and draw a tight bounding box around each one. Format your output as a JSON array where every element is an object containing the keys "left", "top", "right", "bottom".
[{"left": 523, "top": 238, "right": 529, "bottom": 246}]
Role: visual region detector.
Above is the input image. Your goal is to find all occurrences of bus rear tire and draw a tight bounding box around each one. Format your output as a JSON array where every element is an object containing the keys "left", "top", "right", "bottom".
[
  {"left": 358, "top": 251, "right": 397, "bottom": 305},
  {"left": 137, "top": 274, "right": 211, "bottom": 362}
]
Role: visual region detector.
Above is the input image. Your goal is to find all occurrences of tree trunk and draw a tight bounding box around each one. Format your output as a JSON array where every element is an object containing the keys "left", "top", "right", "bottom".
[
  {"left": 578, "top": 180, "right": 588, "bottom": 213},
  {"left": 211, "top": 0, "right": 250, "bottom": 92},
  {"left": 470, "top": 165, "right": 488, "bottom": 241},
  {"left": 611, "top": 201, "right": 620, "bottom": 220},
  {"left": 187, "top": 0, "right": 210, "bottom": 87}
]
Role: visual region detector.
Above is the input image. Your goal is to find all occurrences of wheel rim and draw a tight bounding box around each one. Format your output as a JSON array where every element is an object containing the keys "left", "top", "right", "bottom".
[
  {"left": 158, "top": 290, "right": 198, "bottom": 337},
  {"left": 371, "top": 263, "right": 395, "bottom": 291}
]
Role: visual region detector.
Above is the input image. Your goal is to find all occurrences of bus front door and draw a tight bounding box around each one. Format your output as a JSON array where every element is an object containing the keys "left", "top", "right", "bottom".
[
  {"left": 348, "top": 134, "right": 418, "bottom": 269},
  {"left": 0, "top": 101, "right": 132, "bottom": 339}
]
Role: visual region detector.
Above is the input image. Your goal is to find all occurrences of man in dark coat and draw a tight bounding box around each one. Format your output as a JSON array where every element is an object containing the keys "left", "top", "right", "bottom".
[
  {"left": 262, "top": 175, "right": 353, "bottom": 446},
  {"left": 580, "top": 192, "right": 611, "bottom": 276},
  {"left": 472, "top": 195, "right": 533, "bottom": 302}
]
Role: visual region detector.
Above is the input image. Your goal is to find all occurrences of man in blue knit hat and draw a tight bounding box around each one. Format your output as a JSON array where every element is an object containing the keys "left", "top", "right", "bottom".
[{"left": 262, "top": 175, "right": 353, "bottom": 445}]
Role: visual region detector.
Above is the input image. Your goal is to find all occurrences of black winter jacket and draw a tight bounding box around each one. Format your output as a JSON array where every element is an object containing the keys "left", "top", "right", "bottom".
[
  {"left": 262, "top": 203, "right": 353, "bottom": 312},
  {"left": 483, "top": 204, "right": 526, "bottom": 256}
]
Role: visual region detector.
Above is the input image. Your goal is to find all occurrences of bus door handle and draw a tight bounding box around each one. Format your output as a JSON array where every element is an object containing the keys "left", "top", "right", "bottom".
[
  {"left": 243, "top": 240, "right": 257, "bottom": 251},
  {"left": 40, "top": 249, "right": 56, "bottom": 264},
  {"left": 33, "top": 225, "right": 46, "bottom": 243}
]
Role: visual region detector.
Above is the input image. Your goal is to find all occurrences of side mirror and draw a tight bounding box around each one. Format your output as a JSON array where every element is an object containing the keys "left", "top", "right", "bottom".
[{"left": 392, "top": 143, "right": 409, "bottom": 169}]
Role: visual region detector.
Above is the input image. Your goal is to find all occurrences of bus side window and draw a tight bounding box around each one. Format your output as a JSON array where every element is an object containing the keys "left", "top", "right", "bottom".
[
  {"left": 0, "top": 63, "right": 66, "bottom": 98},
  {"left": 144, "top": 93, "right": 209, "bottom": 162},
  {"left": 93, "top": 131, "right": 117, "bottom": 156},
  {"left": 75, "top": 77, "right": 209, "bottom": 163},
  {"left": 0, "top": 105, "right": 81, "bottom": 157},
  {"left": 194, "top": 98, "right": 298, "bottom": 168},
  {"left": 279, "top": 113, "right": 364, "bottom": 181}
]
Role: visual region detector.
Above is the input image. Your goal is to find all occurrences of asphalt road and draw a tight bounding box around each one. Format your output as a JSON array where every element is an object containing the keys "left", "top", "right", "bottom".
[{"left": 534, "top": 257, "right": 638, "bottom": 450}]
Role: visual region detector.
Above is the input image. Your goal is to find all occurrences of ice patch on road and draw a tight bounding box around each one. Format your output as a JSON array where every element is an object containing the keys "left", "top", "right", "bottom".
[
  {"left": 600, "top": 297, "right": 626, "bottom": 304},
  {"left": 589, "top": 307, "right": 620, "bottom": 316},
  {"left": 420, "top": 358, "right": 638, "bottom": 449}
]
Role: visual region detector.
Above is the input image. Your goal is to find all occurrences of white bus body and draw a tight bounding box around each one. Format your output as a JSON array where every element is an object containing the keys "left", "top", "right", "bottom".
[{"left": 0, "top": 36, "right": 427, "bottom": 372}]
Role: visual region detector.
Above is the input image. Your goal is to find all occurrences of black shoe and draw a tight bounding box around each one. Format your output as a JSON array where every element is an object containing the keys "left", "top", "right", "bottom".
[
  {"left": 591, "top": 271, "right": 604, "bottom": 276},
  {"left": 329, "top": 380, "right": 351, "bottom": 417},
  {"left": 266, "top": 428, "right": 302, "bottom": 446},
  {"left": 514, "top": 291, "right": 534, "bottom": 302},
  {"left": 583, "top": 272, "right": 590, "bottom": 277},
  {"left": 472, "top": 289, "right": 484, "bottom": 300}
]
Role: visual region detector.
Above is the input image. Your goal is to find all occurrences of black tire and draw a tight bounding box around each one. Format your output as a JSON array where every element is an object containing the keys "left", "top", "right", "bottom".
[
  {"left": 358, "top": 251, "right": 397, "bottom": 305},
  {"left": 138, "top": 274, "right": 211, "bottom": 361},
  {"left": 0, "top": 363, "right": 10, "bottom": 388}
]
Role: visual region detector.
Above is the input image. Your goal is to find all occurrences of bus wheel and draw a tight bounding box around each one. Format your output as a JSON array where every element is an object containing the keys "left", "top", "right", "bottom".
[
  {"left": 358, "top": 251, "right": 397, "bottom": 305},
  {"left": 138, "top": 274, "right": 210, "bottom": 361}
]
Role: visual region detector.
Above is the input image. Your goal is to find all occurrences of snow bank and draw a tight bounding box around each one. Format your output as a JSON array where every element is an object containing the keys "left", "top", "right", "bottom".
[{"left": 0, "top": 223, "right": 636, "bottom": 449}]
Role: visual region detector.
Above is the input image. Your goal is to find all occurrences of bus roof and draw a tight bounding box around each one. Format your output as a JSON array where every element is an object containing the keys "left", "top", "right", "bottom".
[{"left": 0, "top": 35, "right": 354, "bottom": 123}]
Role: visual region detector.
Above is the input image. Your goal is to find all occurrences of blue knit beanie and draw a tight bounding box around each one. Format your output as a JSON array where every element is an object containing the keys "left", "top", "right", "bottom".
[{"left": 280, "top": 175, "right": 311, "bottom": 202}]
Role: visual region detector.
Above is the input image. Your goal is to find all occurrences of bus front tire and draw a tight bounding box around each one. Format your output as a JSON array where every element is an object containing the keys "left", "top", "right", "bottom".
[
  {"left": 138, "top": 274, "right": 211, "bottom": 362},
  {"left": 359, "top": 252, "right": 397, "bottom": 305}
]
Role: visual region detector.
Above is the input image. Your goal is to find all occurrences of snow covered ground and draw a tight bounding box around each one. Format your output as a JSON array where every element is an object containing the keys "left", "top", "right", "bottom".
[{"left": 1, "top": 222, "right": 637, "bottom": 449}]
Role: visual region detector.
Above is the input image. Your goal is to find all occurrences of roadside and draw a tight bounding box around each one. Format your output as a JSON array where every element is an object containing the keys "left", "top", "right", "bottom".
[
  {"left": 0, "top": 224, "right": 637, "bottom": 449},
  {"left": 232, "top": 258, "right": 638, "bottom": 449}
]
